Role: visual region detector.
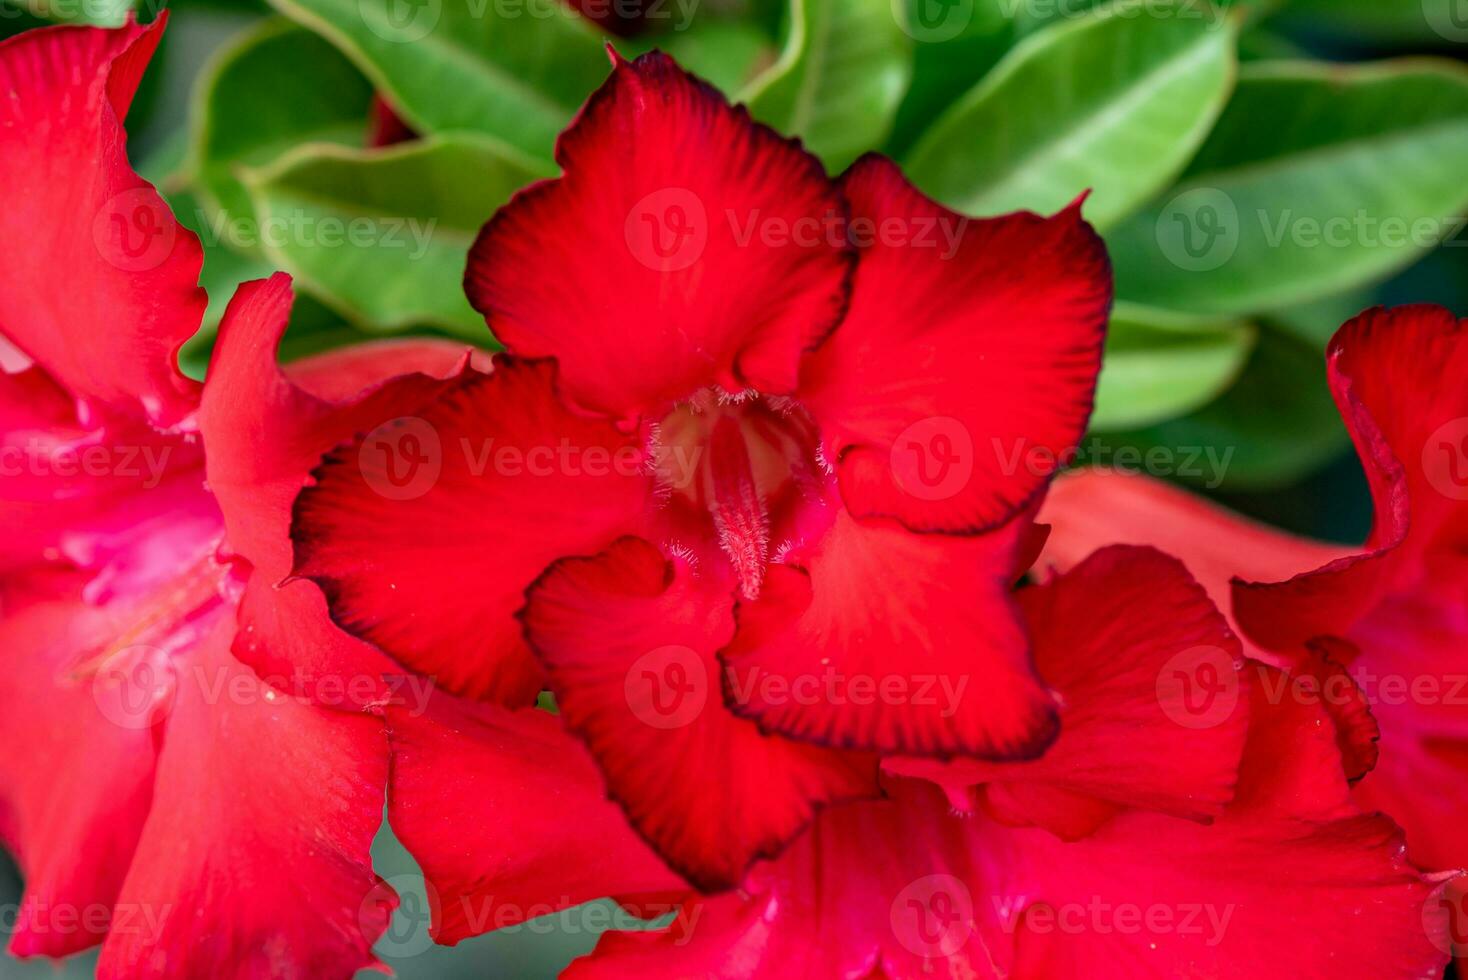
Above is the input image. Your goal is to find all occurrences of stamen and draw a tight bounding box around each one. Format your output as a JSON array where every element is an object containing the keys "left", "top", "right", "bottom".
[{"left": 705, "top": 415, "right": 770, "bottom": 601}]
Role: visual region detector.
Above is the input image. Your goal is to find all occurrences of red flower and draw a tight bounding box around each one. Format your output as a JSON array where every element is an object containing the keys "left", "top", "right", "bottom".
[
  {"left": 0, "top": 18, "right": 671, "bottom": 976},
  {"left": 1041, "top": 306, "right": 1468, "bottom": 959},
  {"left": 561, "top": 546, "right": 1451, "bottom": 977},
  {"left": 292, "top": 49, "right": 1113, "bottom": 890}
]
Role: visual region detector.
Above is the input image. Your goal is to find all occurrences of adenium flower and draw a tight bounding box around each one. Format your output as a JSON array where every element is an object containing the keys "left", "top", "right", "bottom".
[
  {"left": 1040, "top": 306, "right": 1468, "bottom": 892},
  {"left": 0, "top": 17, "right": 679, "bottom": 977},
  {"left": 291, "top": 48, "right": 1113, "bottom": 890},
  {"left": 557, "top": 546, "right": 1453, "bottom": 977}
]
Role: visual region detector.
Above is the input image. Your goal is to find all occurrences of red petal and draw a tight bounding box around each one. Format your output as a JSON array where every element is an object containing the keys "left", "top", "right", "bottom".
[
  {"left": 1296, "top": 638, "right": 1380, "bottom": 784},
  {"left": 521, "top": 536, "right": 879, "bottom": 891},
  {"left": 0, "top": 594, "right": 160, "bottom": 958},
  {"left": 199, "top": 273, "right": 475, "bottom": 585},
  {"left": 1234, "top": 306, "right": 1468, "bottom": 653},
  {"left": 367, "top": 92, "right": 416, "bottom": 147},
  {"left": 576, "top": 706, "right": 1445, "bottom": 979},
  {"left": 465, "top": 50, "right": 851, "bottom": 420},
  {"left": 0, "top": 17, "right": 204, "bottom": 428},
  {"left": 1040, "top": 468, "right": 1347, "bottom": 658},
  {"left": 385, "top": 694, "right": 685, "bottom": 945},
  {"left": 722, "top": 509, "right": 1058, "bottom": 758},
  {"left": 97, "top": 622, "right": 392, "bottom": 979},
  {"left": 801, "top": 157, "right": 1111, "bottom": 533},
  {"left": 292, "top": 358, "right": 653, "bottom": 704},
  {"left": 232, "top": 574, "right": 402, "bottom": 712},
  {"left": 888, "top": 546, "right": 1251, "bottom": 835}
]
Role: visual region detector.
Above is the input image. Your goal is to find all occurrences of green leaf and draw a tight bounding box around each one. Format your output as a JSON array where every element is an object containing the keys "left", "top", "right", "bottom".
[
  {"left": 1277, "top": 0, "right": 1468, "bottom": 44},
  {"left": 885, "top": 0, "right": 1017, "bottom": 155},
  {"left": 242, "top": 134, "right": 554, "bottom": 338},
  {"left": 268, "top": 0, "right": 610, "bottom": 162},
  {"left": 644, "top": 18, "right": 773, "bottom": 95},
  {"left": 1091, "top": 302, "right": 1256, "bottom": 431},
  {"left": 187, "top": 19, "right": 374, "bottom": 251},
  {"left": 741, "top": 0, "right": 912, "bottom": 171},
  {"left": 1095, "top": 325, "right": 1346, "bottom": 490},
  {"left": 904, "top": 0, "right": 1238, "bottom": 229},
  {"left": 1108, "top": 60, "right": 1468, "bottom": 314}
]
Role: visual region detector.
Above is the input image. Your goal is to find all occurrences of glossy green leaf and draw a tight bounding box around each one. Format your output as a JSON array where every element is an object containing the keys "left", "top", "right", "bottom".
[
  {"left": 1012, "top": 0, "right": 1276, "bottom": 34},
  {"left": 741, "top": 0, "right": 912, "bottom": 171},
  {"left": 1278, "top": 0, "right": 1468, "bottom": 44},
  {"left": 645, "top": 17, "right": 773, "bottom": 94},
  {"left": 1095, "top": 325, "right": 1346, "bottom": 490},
  {"left": 885, "top": 0, "right": 1016, "bottom": 155},
  {"left": 904, "top": 0, "right": 1238, "bottom": 229},
  {"left": 187, "top": 19, "right": 373, "bottom": 251},
  {"left": 269, "top": 0, "right": 609, "bottom": 162},
  {"left": 242, "top": 134, "right": 553, "bottom": 337},
  {"left": 1091, "top": 302, "right": 1256, "bottom": 431},
  {"left": 1108, "top": 60, "right": 1468, "bottom": 313}
]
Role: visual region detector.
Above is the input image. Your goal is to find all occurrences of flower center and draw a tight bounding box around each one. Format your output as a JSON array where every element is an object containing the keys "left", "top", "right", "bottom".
[{"left": 649, "top": 391, "right": 832, "bottom": 600}]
